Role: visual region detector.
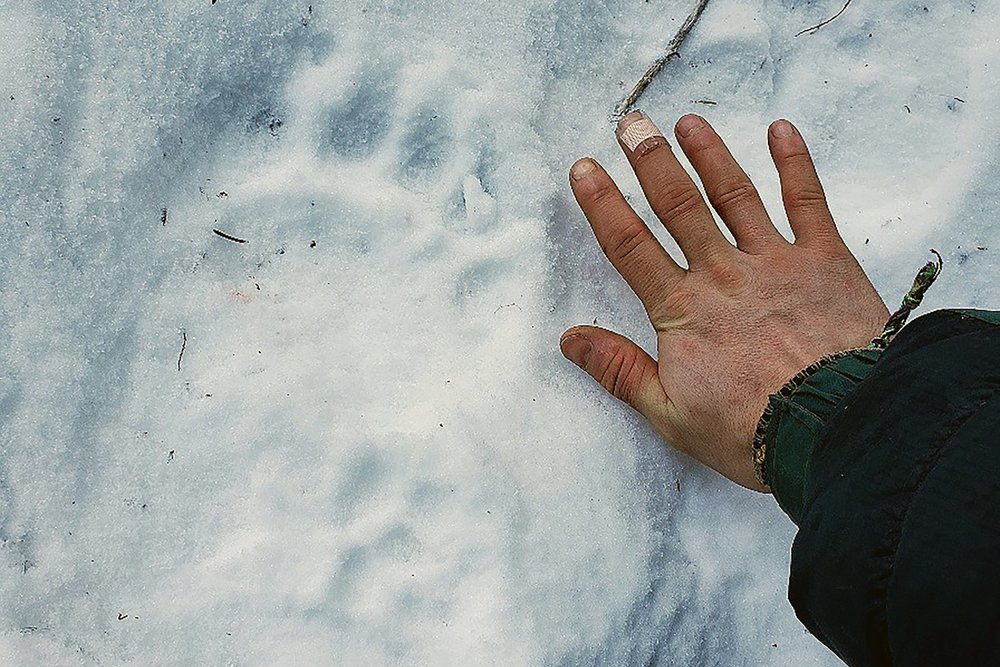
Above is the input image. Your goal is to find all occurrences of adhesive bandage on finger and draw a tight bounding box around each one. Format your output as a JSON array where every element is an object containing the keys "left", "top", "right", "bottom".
[{"left": 617, "top": 111, "right": 666, "bottom": 154}]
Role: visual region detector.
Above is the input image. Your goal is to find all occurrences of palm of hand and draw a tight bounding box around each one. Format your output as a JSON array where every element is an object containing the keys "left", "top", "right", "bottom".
[{"left": 561, "top": 112, "right": 888, "bottom": 490}]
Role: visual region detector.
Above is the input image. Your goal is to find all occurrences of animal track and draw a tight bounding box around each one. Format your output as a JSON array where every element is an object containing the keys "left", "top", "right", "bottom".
[
  {"left": 333, "top": 450, "right": 388, "bottom": 524},
  {"left": 397, "top": 105, "right": 453, "bottom": 184},
  {"left": 320, "top": 69, "right": 397, "bottom": 159},
  {"left": 377, "top": 524, "right": 423, "bottom": 563},
  {"left": 453, "top": 259, "right": 506, "bottom": 307}
]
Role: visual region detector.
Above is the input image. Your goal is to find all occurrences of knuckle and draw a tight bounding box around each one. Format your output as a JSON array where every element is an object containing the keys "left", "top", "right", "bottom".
[
  {"left": 649, "top": 185, "right": 704, "bottom": 223},
  {"left": 705, "top": 260, "right": 749, "bottom": 292},
  {"left": 710, "top": 180, "right": 758, "bottom": 211},
  {"left": 782, "top": 146, "right": 812, "bottom": 163},
  {"left": 603, "top": 222, "right": 648, "bottom": 264},
  {"left": 596, "top": 346, "right": 645, "bottom": 404},
  {"left": 684, "top": 136, "right": 716, "bottom": 159},
  {"left": 786, "top": 185, "right": 829, "bottom": 212},
  {"left": 588, "top": 181, "right": 617, "bottom": 206}
]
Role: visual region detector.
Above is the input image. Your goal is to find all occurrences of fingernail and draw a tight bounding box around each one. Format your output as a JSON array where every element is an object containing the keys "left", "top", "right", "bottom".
[
  {"left": 771, "top": 119, "right": 796, "bottom": 138},
  {"left": 616, "top": 110, "right": 647, "bottom": 134},
  {"left": 570, "top": 158, "right": 597, "bottom": 181},
  {"left": 560, "top": 334, "right": 592, "bottom": 368},
  {"left": 616, "top": 110, "right": 667, "bottom": 157},
  {"left": 676, "top": 114, "right": 705, "bottom": 138}
]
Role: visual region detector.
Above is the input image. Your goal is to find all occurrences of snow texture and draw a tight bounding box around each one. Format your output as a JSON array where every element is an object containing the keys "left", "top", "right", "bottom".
[{"left": 0, "top": 0, "right": 995, "bottom": 664}]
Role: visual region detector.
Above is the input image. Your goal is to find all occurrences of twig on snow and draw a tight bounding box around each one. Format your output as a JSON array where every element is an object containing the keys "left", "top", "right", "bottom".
[
  {"left": 614, "top": 0, "right": 713, "bottom": 120},
  {"left": 213, "top": 228, "right": 248, "bottom": 244},
  {"left": 796, "top": 0, "right": 854, "bottom": 37},
  {"left": 177, "top": 330, "right": 187, "bottom": 372}
]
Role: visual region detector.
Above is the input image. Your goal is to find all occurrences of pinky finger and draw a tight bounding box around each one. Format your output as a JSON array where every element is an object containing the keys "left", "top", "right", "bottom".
[{"left": 767, "top": 120, "right": 844, "bottom": 249}]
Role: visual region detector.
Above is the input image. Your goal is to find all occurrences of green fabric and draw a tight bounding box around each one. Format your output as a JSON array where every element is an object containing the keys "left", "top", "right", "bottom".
[
  {"left": 956, "top": 308, "right": 1000, "bottom": 326},
  {"left": 784, "top": 308, "right": 1000, "bottom": 666},
  {"left": 764, "top": 307, "right": 1000, "bottom": 524},
  {"left": 765, "top": 349, "right": 880, "bottom": 523}
]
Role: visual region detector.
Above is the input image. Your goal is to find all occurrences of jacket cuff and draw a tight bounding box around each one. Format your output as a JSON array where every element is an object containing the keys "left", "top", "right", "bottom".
[{"left": 760, "top": 348, "right": 881, "bottom": 524}]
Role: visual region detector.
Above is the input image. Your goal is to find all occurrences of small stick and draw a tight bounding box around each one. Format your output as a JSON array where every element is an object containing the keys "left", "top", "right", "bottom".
[
  {"left": 177, "top": 330, "right": 187, "bottom": 372},
  {"left": 213, "top": 229, "right": 248, "bottom": 244},
  {"left": 796, "top": 0, "right": 853, "bottom": 37},
  {"left": 614, "top": 0, "right": 713, "bottom": 120}
]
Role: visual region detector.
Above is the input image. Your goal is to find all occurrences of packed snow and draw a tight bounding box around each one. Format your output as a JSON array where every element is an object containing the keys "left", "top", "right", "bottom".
[{"left": 0, "top": 0, "right": 996, "bottom": 664}]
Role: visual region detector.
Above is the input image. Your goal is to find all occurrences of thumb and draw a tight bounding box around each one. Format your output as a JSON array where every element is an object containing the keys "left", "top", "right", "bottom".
[{"left": 559, "top": 325, "right": 667, "bottom": 419}]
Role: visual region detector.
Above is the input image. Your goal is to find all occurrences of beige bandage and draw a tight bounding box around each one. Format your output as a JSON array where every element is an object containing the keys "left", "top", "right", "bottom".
[{"left": 618, "top": 114, "right": 664, "bottom": 152}]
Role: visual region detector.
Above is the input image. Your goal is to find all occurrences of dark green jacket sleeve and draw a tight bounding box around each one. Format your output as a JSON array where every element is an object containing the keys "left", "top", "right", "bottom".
[{"left": 763, "top": 309, "right": 1000, "bottom": 666}]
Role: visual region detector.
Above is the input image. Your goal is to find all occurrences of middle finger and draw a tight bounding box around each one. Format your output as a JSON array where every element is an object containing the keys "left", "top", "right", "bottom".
[{"left": 616, "top": 110, "right": 733, "bottom": 268}]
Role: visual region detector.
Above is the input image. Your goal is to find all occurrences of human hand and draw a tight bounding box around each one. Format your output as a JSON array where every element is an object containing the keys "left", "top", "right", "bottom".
[{"left": 560, "top": 112, "right": 889, "bottom": 491}]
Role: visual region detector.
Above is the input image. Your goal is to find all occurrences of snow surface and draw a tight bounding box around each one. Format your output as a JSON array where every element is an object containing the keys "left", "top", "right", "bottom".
[{"left": 0, "top": 0, "right": 996, "bottom": 664}]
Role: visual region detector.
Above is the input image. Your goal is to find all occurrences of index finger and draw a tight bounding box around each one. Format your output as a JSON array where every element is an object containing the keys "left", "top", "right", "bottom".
[{"left": 570, "top": 157, "right": 684, "bottom": 312}]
